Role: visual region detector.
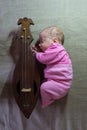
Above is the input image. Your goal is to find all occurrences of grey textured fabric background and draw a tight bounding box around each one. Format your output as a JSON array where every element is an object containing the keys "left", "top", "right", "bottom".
[{"left": 0, "top": 0, "right": 87, "bottom": 130}]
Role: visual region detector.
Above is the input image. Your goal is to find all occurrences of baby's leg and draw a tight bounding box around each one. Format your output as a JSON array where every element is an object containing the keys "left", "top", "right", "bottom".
[{"left": 40, "top": 80, "right": 70, "bottom": 108}]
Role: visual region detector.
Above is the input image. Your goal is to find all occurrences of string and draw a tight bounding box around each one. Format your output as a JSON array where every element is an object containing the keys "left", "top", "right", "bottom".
[
  {"left": 21, "top": 36, "right": 24, "bottom": 92},
  {"left": 23, "top": 28, "right": 29, "bottom": 106},
  {"left": 24, "top": 28, "right": 26, "bottom": 89}
]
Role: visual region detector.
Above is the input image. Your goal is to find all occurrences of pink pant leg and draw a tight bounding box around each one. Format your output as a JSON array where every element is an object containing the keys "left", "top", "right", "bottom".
[{"left": 40, "top": 80, "right": 70, "bottom": 108}]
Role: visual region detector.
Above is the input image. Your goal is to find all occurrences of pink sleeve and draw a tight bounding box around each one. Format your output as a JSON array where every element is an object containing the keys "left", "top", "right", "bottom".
[{"left": 36, "top": 48, "right": 59, "bottom": 64}]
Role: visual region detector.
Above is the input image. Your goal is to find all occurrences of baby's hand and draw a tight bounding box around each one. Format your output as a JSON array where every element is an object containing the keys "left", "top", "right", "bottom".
[{"left": 31, "top": 45, "right": 37, "bottom": 56}]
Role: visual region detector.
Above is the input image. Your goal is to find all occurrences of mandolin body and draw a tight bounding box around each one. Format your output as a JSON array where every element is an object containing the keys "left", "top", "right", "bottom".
[{"left": 13, "top": 52, "right": 40, "bottom": 118}]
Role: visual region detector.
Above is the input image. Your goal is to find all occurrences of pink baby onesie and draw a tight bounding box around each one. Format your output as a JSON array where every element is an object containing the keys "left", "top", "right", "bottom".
[{"left": 36, "top": 43, "right": 73, "bottom": 107}]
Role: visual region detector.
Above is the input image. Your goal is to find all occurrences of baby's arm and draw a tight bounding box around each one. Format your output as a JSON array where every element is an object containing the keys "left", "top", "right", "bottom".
[{"left": 36, "top": 48, "right": 58, "bottom": 64}]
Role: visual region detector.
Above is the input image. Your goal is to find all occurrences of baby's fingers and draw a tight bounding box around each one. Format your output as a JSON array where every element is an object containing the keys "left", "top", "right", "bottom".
[{"left": 32, "top": 45, "right": 37, "bottom": 51}]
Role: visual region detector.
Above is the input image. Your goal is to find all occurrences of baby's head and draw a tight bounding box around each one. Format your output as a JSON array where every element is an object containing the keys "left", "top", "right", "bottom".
[
  {"left": 38, "top": 26, "right": 64, "bottom": 51},
  {"left": 40, "top": 26, "right": 64, "bottom": 45}
]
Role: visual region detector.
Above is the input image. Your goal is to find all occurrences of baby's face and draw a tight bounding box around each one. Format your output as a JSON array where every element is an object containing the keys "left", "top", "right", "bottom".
[{"left": 39, "top": 33, "right": 53, "bottom": 51}]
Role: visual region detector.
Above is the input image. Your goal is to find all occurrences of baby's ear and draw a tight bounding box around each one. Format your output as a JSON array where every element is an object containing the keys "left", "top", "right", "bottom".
[{"left": 53, "top": 37, "right": 59, "bottom": 43}]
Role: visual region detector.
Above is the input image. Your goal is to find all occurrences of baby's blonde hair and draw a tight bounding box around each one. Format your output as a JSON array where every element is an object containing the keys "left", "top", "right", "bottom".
[{"left": 40, "top": 26, "right": 64, "bottom": 44}]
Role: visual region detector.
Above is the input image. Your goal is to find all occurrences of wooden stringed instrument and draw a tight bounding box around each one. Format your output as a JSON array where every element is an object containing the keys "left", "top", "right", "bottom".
[{"left": 12, "top": 17, "right": 40, "bottom": 118}]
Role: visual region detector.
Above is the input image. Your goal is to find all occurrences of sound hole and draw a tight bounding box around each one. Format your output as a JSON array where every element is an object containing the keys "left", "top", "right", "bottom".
[
  {"left": 16, "top": 80, "right": 21, "bottom": 95},
  {"left": 33, "top": 80, "right": 37, "bottom": 95}
]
